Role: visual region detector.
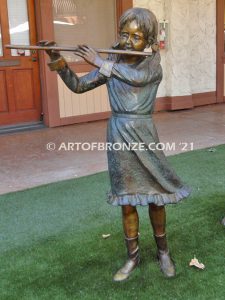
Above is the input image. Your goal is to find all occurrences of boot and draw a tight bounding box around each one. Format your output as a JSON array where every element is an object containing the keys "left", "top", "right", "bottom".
[
  {"left": 154, "top": 234, "right": 176, "bottom": 278},
  {"left": 113, "top": 235, "right": 140, "bottom": 282}
]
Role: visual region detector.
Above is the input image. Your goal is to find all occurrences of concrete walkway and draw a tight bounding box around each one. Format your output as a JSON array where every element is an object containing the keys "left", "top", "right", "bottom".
[{"left": 1, "top": 103, "right": 225, "bottom": 195}]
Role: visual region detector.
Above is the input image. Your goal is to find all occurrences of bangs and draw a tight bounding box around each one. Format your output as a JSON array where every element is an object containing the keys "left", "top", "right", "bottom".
[{"left": 119, "top": 8, "right": 158, "bottom": 45}]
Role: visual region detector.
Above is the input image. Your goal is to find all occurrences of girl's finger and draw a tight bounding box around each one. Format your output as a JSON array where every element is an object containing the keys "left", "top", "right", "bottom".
[
  {"left": 47, "top": 41, "right": 57, "bottom": 47},
  {"left": 81, "top": 44, "right": 89, "bottom": 49},
  {"left": 75, "top": 48, "right": 87, "bottom": 55},
  {"left": 73, "top": 52, "right": 85, "bottom": 58},
  {"left": 89, "top": 47, "right": 97, "bottom": 55},
  {"left": 78, "top": 44, "right": 88, "bottom": 49},
  {"left": 78, "top": 45, "right": 93, "bottom": 54},
  {"left": 78, "top": 46, "right": 90, "bottom": 53}
]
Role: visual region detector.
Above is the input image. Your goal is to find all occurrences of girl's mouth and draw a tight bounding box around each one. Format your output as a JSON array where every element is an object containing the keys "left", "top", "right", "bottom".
[{"left": 124, "top": 47, "right": 134, "bottom": 51}]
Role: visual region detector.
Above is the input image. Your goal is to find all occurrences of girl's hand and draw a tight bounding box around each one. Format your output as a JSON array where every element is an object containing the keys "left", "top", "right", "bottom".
[
  {"left": 37, "top": 40, "right": 61, "bottom": 61},
  {"left": 74, "top": 45, "right": 103, "bottom": 68}
]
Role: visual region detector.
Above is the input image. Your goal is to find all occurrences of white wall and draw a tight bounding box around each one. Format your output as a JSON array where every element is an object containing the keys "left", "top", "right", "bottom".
[{"left": 133, "top": 0, "right": 216, "bottom": 97}]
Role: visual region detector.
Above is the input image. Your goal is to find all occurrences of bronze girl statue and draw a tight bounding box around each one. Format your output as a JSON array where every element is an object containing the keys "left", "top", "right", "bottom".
[{"left": 40, "top": 7, "right": 190, "bottom": 281}]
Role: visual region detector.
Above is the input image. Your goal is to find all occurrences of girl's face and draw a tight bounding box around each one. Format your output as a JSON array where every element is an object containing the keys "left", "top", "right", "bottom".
[{"left": 119, "top": 20, "right": 148, "bottom": 52}]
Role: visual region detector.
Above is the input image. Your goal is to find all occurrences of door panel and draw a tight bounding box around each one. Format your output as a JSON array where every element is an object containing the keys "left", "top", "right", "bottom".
[
  {"left": 0, "top": 71, "right": 8, "bottom": 112},
  {"left": 13, "top": 70, "right": 34, "bottom": 110},
  {"left": 0, "top": 0, "right": 41, "bottom": 125}
]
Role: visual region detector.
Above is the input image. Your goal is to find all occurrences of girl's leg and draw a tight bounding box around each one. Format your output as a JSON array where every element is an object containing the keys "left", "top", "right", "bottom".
[
  {"left": 113, "top": 205, "right": 140, "bottom": 282},
  {"left": 149, "top": 203, "right": 166, "bottom": 236},
  {"left": 122, "top": 204, "right": 139, "bottom": 237},
  {"left": 149, "top": 204, "right": 175, "bottom": 277}
]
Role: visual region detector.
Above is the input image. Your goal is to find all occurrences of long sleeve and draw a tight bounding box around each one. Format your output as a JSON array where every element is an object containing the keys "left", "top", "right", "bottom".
[
  {"left": 57, "top": 65, "right": 107, "bottom": 94},
  {"left": 99, "top": 52, "right": 162, "bottom": 87}
]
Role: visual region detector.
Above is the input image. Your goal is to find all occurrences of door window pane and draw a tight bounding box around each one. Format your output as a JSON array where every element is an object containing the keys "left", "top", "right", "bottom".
[
  {"left": 53, "top": 0, "right": 116, "bottom": 62},
  {"left": 0, "top": 25, "right": 3, "bottom": 56},
  {"left": 7, "top": 0, "right": 30, "bottom": 56}
]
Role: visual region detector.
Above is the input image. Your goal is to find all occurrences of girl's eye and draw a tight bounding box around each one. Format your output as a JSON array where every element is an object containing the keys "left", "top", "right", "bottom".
[
  {"left": 120, "top": 33, "right": 128, "bottom": 39},
  {"left": 134, "top": 35, "right": 141, "bottom": 41}
]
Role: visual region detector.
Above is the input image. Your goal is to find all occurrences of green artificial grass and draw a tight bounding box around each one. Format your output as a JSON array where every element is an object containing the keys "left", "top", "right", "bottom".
[{"left": 0, "top": 145, "right": 225, "bottom": 300}]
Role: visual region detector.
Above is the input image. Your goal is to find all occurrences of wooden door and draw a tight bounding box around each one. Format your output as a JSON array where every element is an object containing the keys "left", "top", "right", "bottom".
[{"left": 0, "top": 0, "right": 41, "bottom": 126}]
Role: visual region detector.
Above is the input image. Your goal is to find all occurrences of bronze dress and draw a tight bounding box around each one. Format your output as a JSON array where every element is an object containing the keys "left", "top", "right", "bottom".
[{"left": 57, "top": 52, "right": 191, "bottom": 206}]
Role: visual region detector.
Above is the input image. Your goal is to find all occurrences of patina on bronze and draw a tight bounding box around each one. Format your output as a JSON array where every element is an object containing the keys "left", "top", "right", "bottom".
[{"left": 39, "top": 7, "right": 191, "bottom": 281}]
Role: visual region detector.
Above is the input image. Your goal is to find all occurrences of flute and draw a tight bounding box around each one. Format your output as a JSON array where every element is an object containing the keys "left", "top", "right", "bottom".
[{"left": 5, "top": 44, "right": 152, "bottom": 56}]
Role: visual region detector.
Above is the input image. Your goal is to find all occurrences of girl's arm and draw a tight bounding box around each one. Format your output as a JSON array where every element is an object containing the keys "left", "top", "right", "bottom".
[
  {"left": 50, "top": 58, "right": 107, "bottom": 93},
  {"left": 74, "top": 45, "right": 162, "bottom": 87},
  {"left": 100, "top": 52, "right": 162, "bottom": 87},
  {"left": 40, "top": 41, "right": 107, "bottom": 93}
]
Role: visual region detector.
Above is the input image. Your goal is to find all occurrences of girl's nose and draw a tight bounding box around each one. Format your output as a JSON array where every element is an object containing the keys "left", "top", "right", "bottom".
[{"left": 126, "top": 36, "right": 131, "bottom": 45}]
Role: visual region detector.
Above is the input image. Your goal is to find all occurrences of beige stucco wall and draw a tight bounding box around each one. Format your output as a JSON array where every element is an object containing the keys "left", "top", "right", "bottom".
[{"left": 134, "top": 0, "right": 216, "bottom": 97}]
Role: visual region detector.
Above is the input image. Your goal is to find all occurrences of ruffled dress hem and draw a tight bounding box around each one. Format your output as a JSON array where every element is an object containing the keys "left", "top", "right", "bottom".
[{"left": 107, "top": 186, "right": 191, "bottom": 206}]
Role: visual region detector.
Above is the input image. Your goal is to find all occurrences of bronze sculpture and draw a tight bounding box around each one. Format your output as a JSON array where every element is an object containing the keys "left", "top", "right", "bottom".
[{"left": 39, "top": 7, "right": 191, "bottom": 281}]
